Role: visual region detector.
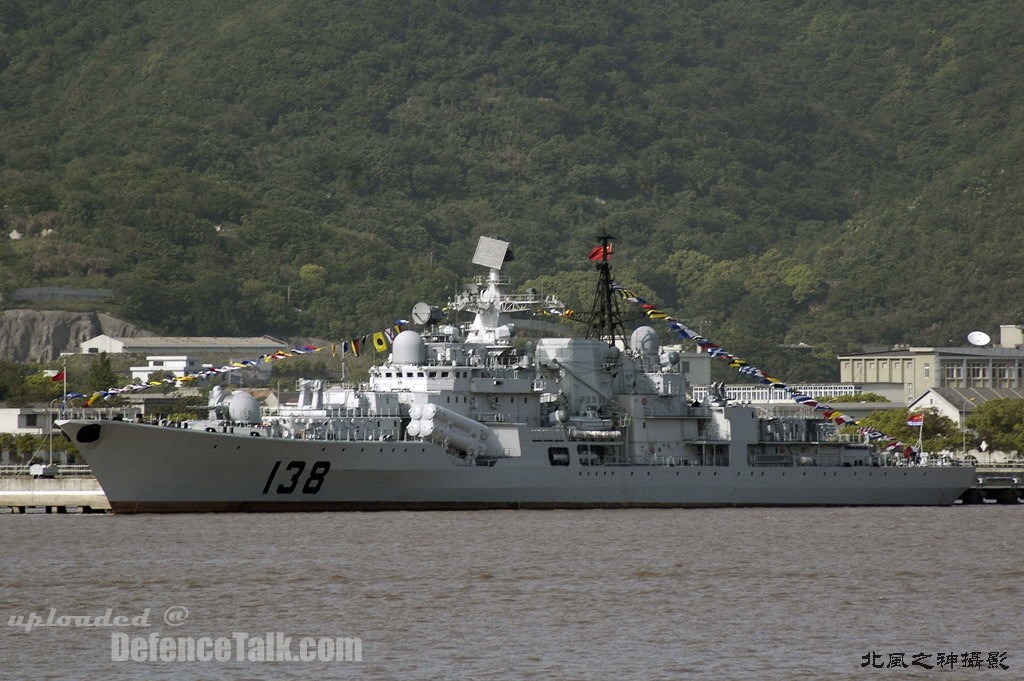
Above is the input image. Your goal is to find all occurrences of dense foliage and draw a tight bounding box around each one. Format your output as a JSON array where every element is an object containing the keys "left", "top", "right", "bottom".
[
  {"left": 3, "top": 1, "right": 1024, "bottom": 382},
  {"left": 854, "top": 408, "right": 963, "bottom": 454},
  {"left": 967, "top": 399, "right": 1024, "bottom": 454}
]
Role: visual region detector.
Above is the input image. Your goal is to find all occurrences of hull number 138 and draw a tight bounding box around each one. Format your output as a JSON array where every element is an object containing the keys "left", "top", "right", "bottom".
[{"left": 262, "top": 460, "right": 331, "bottom": 495}]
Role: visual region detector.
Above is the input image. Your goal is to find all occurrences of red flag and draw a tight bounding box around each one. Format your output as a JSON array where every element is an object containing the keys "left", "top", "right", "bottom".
[
  {"left": 52, "top": 370, "right": 65, "bottom": 382},
  {"left": 588, "top": 244, "right": 613, "bottom": 261}
]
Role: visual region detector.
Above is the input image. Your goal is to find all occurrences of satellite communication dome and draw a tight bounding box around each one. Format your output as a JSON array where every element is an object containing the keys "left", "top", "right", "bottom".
[
  {"left": 967, "top": 331, "right": 991, "bottom": 346},
  {"left": 392, "top": 330, "right": 427, "bottom": 364}
]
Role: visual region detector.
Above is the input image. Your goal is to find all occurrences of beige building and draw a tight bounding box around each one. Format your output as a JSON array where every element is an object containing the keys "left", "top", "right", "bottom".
[
  {"left": 839, "top": 325, "right": 1024, "bottom": 404},
  {"left": 663, "top": 346, "right": 712, "bottom": 387}
]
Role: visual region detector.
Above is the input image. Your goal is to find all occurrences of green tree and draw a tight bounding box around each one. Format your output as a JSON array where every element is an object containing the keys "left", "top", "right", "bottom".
[
  {"left": 168, "top": 395, "right": 208, "bottom": 421},
  {"left": 0, "top": 360, "right": 27, "bottom": 402},
  {"left": 824, "top": 393, "right": 890, "bottom": 403},
  {"left": 18, "top": 373, "right": 63, "bottom": 403},
  {"left": 6, "top": 0, "right": 1024, "bottom": 382},
  {"left": 854, "top": 408, "right": 962, "bottom": 453},
  {"left": 86, "top": 353, "right": 119, "bottom": 393},
  {"left": 967, "top": 399, "right": 1024, "bottom": 455}
]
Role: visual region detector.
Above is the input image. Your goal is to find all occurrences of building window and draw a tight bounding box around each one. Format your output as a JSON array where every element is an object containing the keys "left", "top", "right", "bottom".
[
  {"left": 968, "top": 363, "right": 988, "bottom": 387},
  {"left": 923, "top": 363, "right": 930, "bottom": 378},
  {"left": 24, "top": 414, "right": 38, "bottom": 427}
]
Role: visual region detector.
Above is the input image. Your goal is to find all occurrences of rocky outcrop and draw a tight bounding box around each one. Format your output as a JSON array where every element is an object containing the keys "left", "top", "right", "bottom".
[{"left": 0, "top": 310, "right": 152, "bottom": 363}]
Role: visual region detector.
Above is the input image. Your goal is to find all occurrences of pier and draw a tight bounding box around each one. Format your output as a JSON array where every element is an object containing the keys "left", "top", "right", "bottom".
[
  {"left": 960, "top": 465, "right": 1024, "bottom": 504},
  {"left": 0, "top": 466, "right": 111, "bottom": 513}
]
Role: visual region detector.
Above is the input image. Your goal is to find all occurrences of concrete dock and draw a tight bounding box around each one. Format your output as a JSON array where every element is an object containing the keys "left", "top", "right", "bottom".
[
  {"left": 0, "top": 466, "right": 110, "bottom": 513},
  {"left": 960, "top": 465, "right": 1024, "bottom": 504}
]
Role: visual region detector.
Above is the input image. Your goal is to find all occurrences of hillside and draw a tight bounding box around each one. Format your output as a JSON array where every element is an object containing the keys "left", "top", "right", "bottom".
[
  {"left": 0, "top": 309, "right": 147, "bottom": 362},
  {"left": 2, "top": 0, "right": 1023, "bottom": 380}
]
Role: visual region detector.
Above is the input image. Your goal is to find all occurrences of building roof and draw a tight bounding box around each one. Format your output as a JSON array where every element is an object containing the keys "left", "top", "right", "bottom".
[
  {"left": 922, "top": 386, "right": 1024, "bottom": 409},
  {"left": 94, "top": 336, "right": 287, "bottom": 349},
  {"left": 839, "top": 346, "right": 1024, "bottom": 359}
]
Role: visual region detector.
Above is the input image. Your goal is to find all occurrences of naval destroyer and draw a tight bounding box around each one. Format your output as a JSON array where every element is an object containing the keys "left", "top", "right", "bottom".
[{"left": 58, "top": 237, "right": 973, "bottom": 512}]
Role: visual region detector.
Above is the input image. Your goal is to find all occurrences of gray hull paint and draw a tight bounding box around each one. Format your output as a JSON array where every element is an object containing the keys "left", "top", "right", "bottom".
[{"left": 62, "top": 421, "right": 974, "bottom": 512}]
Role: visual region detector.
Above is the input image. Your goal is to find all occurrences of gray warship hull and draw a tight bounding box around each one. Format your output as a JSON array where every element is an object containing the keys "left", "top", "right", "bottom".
[
  {"left": 58, "top": 420, "right": 973, "bottom": 512},
  {"left": 58, "top": 237, "right": 976, "bottom": 512}
]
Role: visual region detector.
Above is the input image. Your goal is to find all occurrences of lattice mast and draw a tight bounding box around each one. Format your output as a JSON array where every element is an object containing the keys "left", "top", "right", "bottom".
[{"left": 584, "top": 235, "right": 628, "bottom": 347}]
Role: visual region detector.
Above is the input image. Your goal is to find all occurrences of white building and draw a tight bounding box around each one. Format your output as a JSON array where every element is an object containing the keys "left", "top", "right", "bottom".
[
  {"left": 906, "top": 386, "right": 1024, "bottom": 424},
  {"left": 686, "top": 383, "right": 900, "bottom": 421},
  {"left": 0, "top": 406, "right": 55, "bottom": 435},
  {"left": 81, "top": 335, "right": 288, "bottom": 355},
  {"left": 130, "top": 356, "right": 204, "bottom": 384},
  {"left": 690, "top": 383, "right": 860, "bottom": 404},
  {"left": 129, "top": 355, "right": 272, "bottom": 386}
]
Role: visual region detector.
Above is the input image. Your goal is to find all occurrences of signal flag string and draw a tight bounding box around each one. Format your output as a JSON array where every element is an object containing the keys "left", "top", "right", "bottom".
[
  {"left": 609, "top": 283, "right": 919, "bottom": 453},
  {"left": 60, "top": 321, "right": 409, "bottom": 407}
]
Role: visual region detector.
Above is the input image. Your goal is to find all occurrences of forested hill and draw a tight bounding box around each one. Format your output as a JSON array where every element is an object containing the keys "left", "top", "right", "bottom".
[{"left": 2, "top": 0, "right": 1023, "bottom": 380}]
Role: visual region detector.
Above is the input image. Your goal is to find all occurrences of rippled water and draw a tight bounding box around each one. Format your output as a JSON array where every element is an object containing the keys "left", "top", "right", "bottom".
[{"left": 1, "top": 508, "right": 1021, "bottom": 680}]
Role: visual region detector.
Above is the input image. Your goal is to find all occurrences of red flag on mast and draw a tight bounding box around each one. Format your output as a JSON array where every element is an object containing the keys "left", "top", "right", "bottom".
[
  {"left": 51, "top": 370, "right": 65, "bottom": 382},
  {"left": 588, "top": 244, "right": 613, "bottom": 261}
]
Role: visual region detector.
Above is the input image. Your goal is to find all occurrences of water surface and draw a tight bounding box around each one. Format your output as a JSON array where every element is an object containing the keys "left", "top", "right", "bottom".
[{"left": 2, "top": 508, "right": 1020, "bottom": 679}]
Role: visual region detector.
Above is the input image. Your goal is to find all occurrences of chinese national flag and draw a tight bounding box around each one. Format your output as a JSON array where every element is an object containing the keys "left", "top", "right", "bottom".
[
  {"left": 52, "top": 370, "right": 65, "bottom": 382},
  {"left": 588, "top": 244, "right": 613, "bottom": 261}
]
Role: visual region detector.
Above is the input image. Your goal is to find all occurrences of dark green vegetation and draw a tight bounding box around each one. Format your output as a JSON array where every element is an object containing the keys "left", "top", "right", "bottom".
[
  {"left": 0, "top": 352, "right": 139, "bottom": 404},
  {"left": 966, "top": 398, "right": 1024, "bottom": 455},
  {"left": 3, "top": 1, "right": 1024, "bottom": 382},
  {"left": 853, "top": 408, "right": 963, "bottom": 455},
  {"left": 853, "top": 400, "right": 1024, "bottom": 457}
]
